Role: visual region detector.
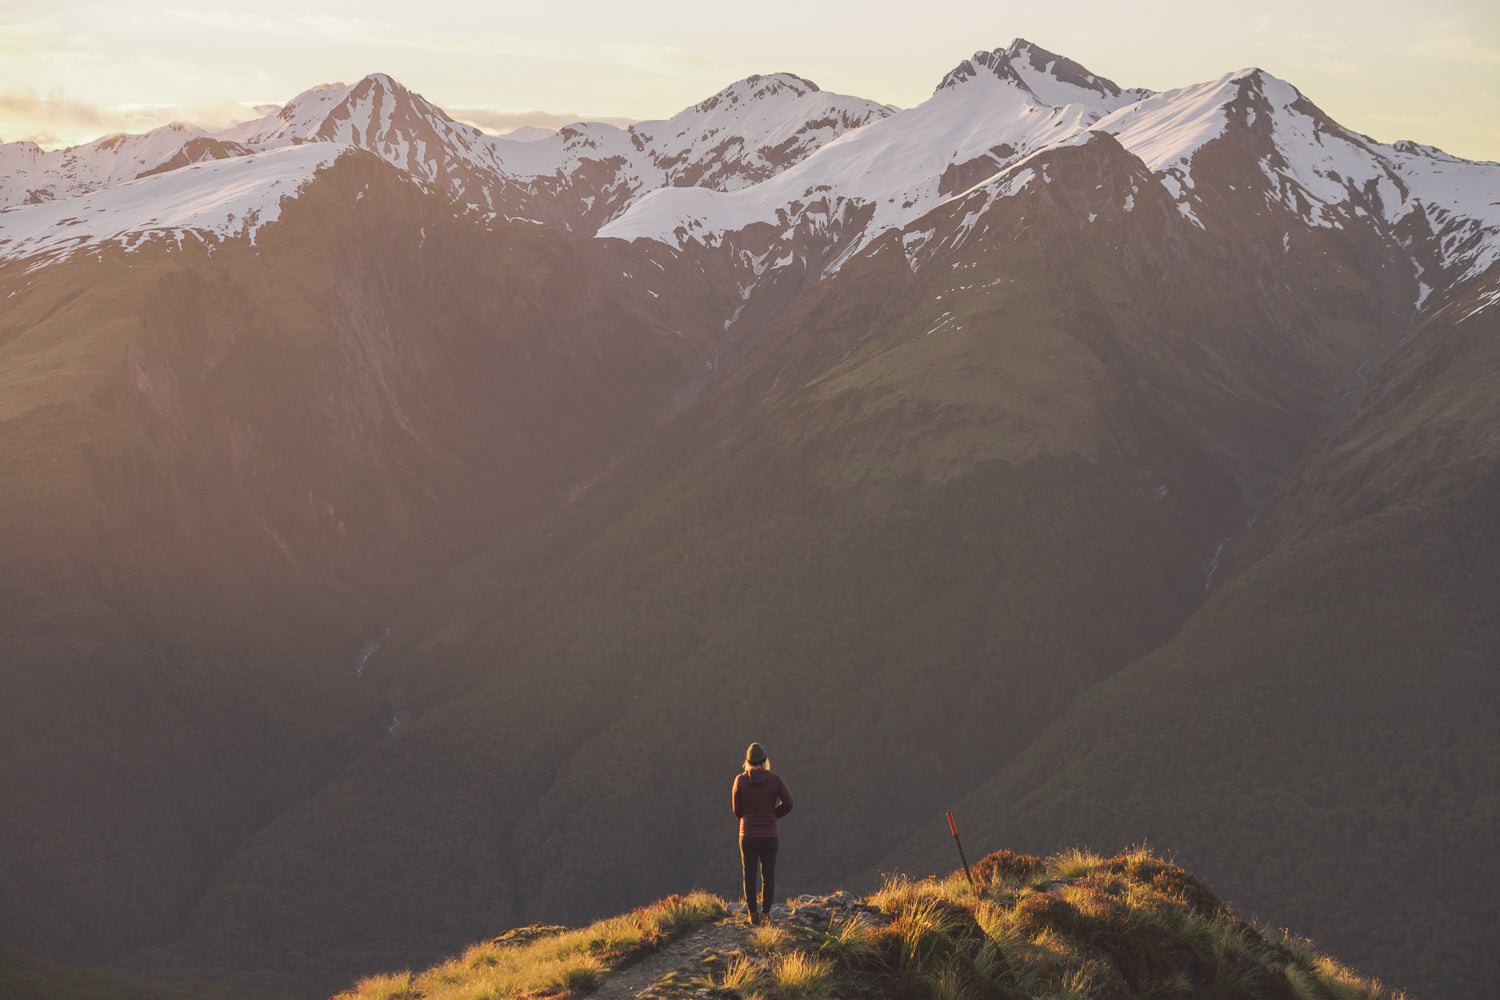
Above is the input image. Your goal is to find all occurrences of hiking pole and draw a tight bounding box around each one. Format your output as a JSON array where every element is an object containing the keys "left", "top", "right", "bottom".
[{"left": 946, "top": 811, "right": 975, "bottom": 887}]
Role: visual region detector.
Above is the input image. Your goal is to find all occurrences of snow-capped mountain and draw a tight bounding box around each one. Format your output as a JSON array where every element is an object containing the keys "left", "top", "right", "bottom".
[
  {"left": 0, "top": 123, "right": 251, "bottom": 207},
  {"left": 0, "top": 143, "right": 350, "bottom": 265},
  {"left": 600, "top": 41, "right": 1500, "bottom": 315},
  {"left": 1, "top": 38, "right": 1496, "bottom": 316},
  {"left": 0, "top": 70, "right": 891, "bottom": 240}
]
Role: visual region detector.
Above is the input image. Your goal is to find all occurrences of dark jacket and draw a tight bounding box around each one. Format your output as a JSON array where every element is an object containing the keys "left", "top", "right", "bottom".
[{"left": 732, "top": 768, "right": 792, "bottom": 837}]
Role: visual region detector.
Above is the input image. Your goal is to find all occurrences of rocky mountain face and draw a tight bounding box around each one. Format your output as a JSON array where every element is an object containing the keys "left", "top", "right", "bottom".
[
  {"left": 0, "top": 150, "right": 731, "bottom": 970},
  {"left": 1, "top": 39, "right": 1497, "bottom": 1000}
]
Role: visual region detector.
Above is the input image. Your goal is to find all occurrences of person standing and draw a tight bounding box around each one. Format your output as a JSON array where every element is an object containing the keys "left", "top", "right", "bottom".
[{"left": 732, "top": 741, "right": 793, "bottom": 925}]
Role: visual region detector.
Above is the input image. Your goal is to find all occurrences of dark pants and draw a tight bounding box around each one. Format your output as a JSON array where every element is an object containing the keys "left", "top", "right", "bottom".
[{"left": 740, "top": 835, "right": 779, "bottom": 914}]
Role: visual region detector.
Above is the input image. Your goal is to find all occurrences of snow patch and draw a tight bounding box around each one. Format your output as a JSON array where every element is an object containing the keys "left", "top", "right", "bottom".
[{"left": 0, "top": 144, "right": 350, "bottom": 265}]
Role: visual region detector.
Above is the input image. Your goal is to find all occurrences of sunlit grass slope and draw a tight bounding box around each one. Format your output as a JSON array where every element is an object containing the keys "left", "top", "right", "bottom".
[
  {"left": 883, "top": 269, "right": 1500, "bottom": 1000},
  {"left": 336, "top": 851, "right": 1404, "bottom": 1000},
  {"left": 338, "top": 893, "right": 724, "bottom": 1000}
]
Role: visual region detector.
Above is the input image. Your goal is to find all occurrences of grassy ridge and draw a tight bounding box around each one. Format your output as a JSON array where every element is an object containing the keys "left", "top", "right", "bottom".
[
  {"left": 338, "top": 893, "right": 724, "bottom": 1000},
  {"left": 335, "top": 850, "right": 1403, "bottom": 1000}
]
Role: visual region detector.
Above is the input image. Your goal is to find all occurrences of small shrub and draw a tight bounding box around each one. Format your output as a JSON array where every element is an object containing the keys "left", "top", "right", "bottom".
[
  {"left": 1010, "top": 890, "right": 1085, "bottom": 942},
  {"left": 971, "top": 849, "right": 1046, "bottom": 889},
  {"left": 1103, "top": 852, "right": 1224, "bottom": 919}
]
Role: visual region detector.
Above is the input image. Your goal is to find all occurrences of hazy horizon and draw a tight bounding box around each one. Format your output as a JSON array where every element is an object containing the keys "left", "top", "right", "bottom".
[{"left": 4, "top": 0, "right": 1497, "bottom": 162}]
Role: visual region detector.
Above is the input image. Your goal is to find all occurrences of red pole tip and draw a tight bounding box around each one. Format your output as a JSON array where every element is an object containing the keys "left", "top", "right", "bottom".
[{"left": 946, "top": 811, "right": 957, "bottom": 837}]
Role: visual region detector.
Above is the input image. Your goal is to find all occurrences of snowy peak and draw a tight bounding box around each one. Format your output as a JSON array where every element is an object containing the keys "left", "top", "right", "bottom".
[
  {"left": 935, "top": 40, "right": 1147, "bottom": 118},
  {"left": 223, "top": 81, "right": 355, "bottom": 146},
  {"left": 224, "top": 72, "right": 476, "bottom": 155},
  {"left": 4, "top": 50, "right": 1497, "bottom": 300},
  {"left": 691, "top": 73, "right": 821, "bottom": 115},
  {"left": 625, "top": 72, "right": 894, "bottom": 194},
  {"left": 0, "top": 120, "right": 249, "bottom": 208},
  {"left": 0, "top": 67, "right": 887, "bottom": 242},
  {"left": 1004, "top": 39, "right": 1148, "bottom": 109},
  {"left": 313, "top": 73, "right": 467, "bottom": 150},
  {"left": 600, "top": 46, "right": 1500, "bottom": 316},
  {"left": 936, "top": 48, "right": 1030, "bottom": 94}
]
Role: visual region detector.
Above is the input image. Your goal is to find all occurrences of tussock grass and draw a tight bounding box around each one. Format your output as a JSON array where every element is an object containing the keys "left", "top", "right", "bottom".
[
  {"left": 771, "top": 951, "right": 834, "bottom": 1000},
  {"left": 860, "top": 849, "right": 1400, "bottom": 1000},
  {"left": 818, "top": 914, "right": 877, "bottom": 965},
  {"left": 718, "top": 955, "right": 768, "bottom": 997},
  {"left": 925, "top": 957, "right": 979, "bottom": 1000},
  {"left": 541, "top": 954, "right": 602, "bottom": 993},
  {"left": 1279, "top": 932, "right": 1409, "bottom": 1000},
  {"left": 1048, "top": 847, "right": 1104, "bottom": 881},
  {"left": 868, "top": 872, "right": 926, "bottom": 914},
  {"left": 749, "top": 923, "right": 791, "bottom": 956},
  {"left": 1046, "top": 964, "right": 1100, "bottom": 1000}
]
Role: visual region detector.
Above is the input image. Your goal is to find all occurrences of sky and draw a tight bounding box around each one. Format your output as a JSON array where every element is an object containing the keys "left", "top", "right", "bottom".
[{"left": 3, "top": 0, "right": 1498, "bottom": 162}]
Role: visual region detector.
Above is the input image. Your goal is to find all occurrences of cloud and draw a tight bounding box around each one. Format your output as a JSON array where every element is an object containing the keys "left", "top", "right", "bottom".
[
  {"left": 0, "top": 84, "right": 263, "bottom": 148},
  {"left": 0, "top": 84, "right": 114, "bottom": 131},
  {"left": 0, "top": 78, "right": 638, "bottom": 148},
  {"left": 449, "top": 107, "right": 638, "bottom": 134}
]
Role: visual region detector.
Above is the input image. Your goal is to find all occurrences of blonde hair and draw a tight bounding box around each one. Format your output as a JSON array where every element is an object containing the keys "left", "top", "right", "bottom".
[{"left": 743, "top": 759, "right": 770, "bottom": 772}]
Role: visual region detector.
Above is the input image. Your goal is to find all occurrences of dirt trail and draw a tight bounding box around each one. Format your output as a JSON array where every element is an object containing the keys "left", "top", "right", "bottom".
[
  {"left": 591, "top": 891, "right": 883, "bottom": 1000},
  {"left": 590, "top": 917, "right": 758, "bottom": 1000}
]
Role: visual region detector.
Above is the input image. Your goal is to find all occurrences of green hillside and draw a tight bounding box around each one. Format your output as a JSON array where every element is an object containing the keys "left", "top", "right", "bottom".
[
  {"left": 0, "top": 150, "right": 725, "bottom": 972},
  {"left": 883, "top": 275, "right": 1500, "bottom": 1000}
]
